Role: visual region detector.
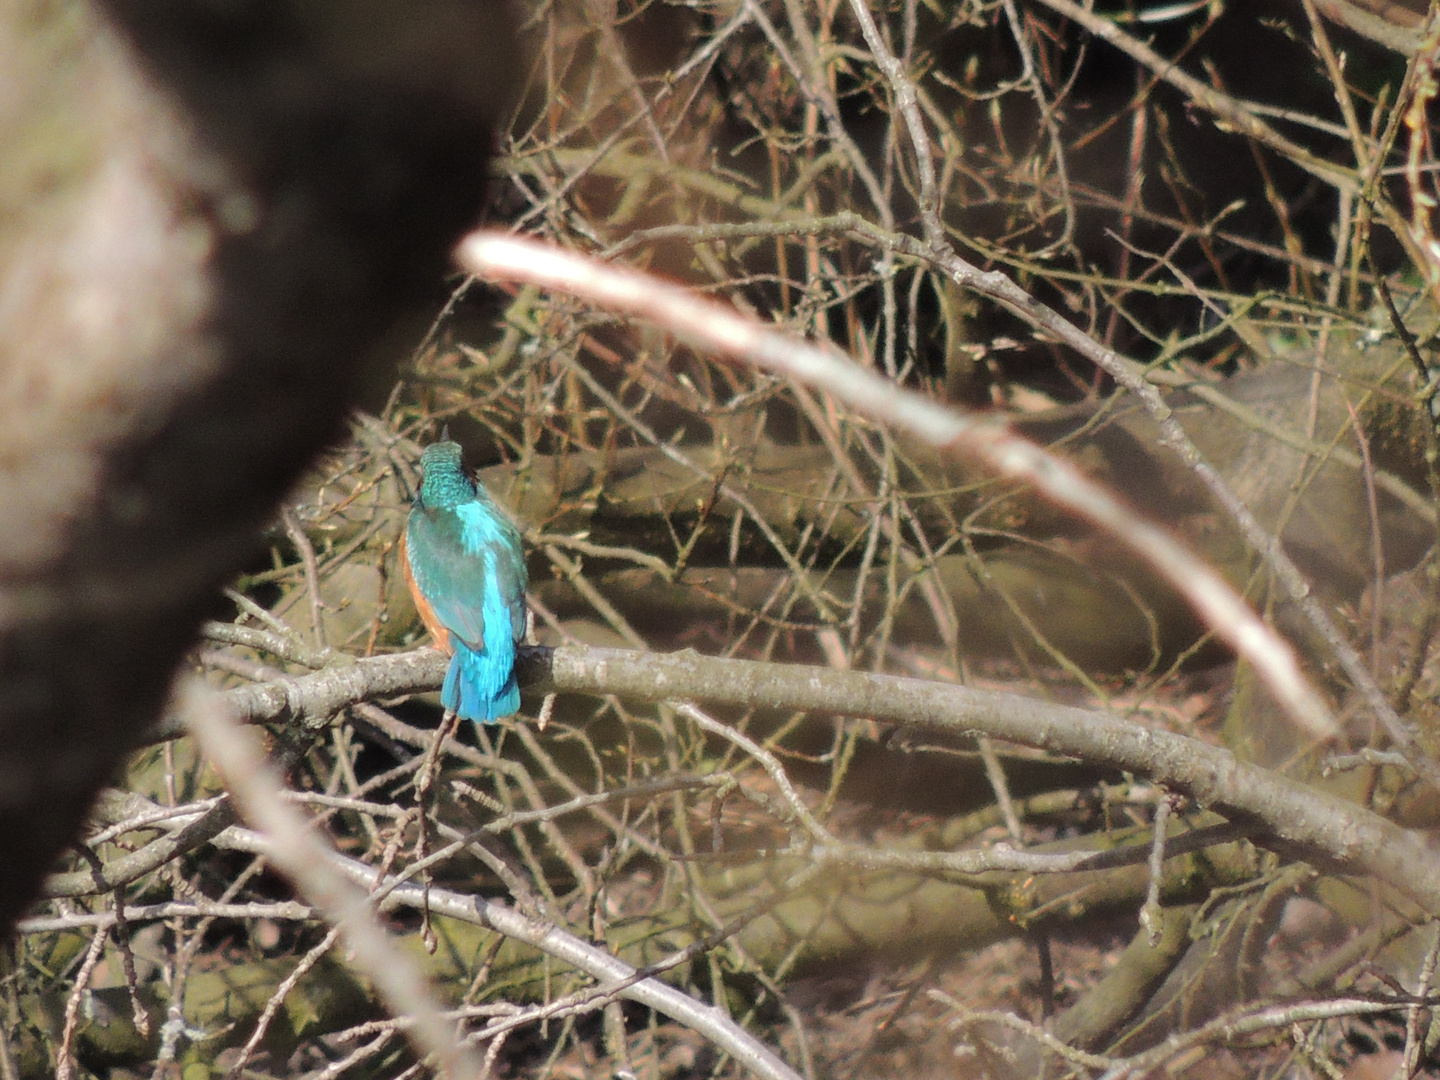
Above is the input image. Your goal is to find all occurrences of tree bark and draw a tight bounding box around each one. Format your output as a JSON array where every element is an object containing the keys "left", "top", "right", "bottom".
[{"left": 0, "top": 0, "right": 515, "bottom": 933}]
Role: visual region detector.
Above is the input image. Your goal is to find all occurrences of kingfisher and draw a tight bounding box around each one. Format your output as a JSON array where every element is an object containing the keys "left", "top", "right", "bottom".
[{"left": 400, "top": 437, "right": 528, "bottom": 723}]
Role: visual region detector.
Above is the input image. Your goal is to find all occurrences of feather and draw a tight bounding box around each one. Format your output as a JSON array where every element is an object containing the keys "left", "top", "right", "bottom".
[{"left": 403, "top": 441, "right": 528, "bottom": 723}]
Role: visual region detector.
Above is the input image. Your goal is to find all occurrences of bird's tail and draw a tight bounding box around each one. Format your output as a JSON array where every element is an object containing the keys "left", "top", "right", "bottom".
[{"left": 441, "top": 642, "right": 520, "bottom": 723}]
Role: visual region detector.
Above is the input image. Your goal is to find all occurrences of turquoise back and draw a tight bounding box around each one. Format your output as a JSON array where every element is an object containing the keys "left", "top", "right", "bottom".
[{"left": 405, "top": 441, "right": 527, "bottom": 721}]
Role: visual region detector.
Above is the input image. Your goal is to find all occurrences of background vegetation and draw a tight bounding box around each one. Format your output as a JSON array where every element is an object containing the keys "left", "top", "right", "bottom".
[{"left": 12, "top": 1, "right": 1440, "bottom": 1077}]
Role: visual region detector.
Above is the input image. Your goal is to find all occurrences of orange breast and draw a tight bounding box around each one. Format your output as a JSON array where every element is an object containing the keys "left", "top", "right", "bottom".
[{"left": 399, "top": 527, "right": 453, "bottom": 655}]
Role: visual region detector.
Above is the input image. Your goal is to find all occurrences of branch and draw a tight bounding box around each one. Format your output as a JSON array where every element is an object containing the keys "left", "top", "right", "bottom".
[
  {"left": 1030, "top": 0, "right": 1359, "bottom": 190},
  {"left": 210, "top": 805, "right": 804, "bottom": 1080},
  {"left": 518, "top": 645, "right": 1440, "bottom": 915},
  {"left": 153, "top": 642, "right": 1440, "bottom": 921},
  {"left": 185, "top": 683, "right": 491, "bottom": 1080},
  {"left": 455, "top": 231, "right": 1337, "bottom": 744}
]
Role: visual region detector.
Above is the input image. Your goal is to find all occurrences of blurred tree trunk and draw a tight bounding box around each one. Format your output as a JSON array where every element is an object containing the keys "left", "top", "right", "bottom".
[{"left": 0, "top": 0, "right": 515, "bottom": 934}]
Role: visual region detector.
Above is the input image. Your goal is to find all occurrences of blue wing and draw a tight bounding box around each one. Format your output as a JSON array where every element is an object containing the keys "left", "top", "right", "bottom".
[{"left": 405, "top": 497, "right": 527, "bottom": 658}]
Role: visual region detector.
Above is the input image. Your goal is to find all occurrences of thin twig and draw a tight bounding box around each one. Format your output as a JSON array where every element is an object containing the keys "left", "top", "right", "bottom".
[
  {"left": 184, "top": 682, "right": 487, "bottom": 1080},
  {"left": 456, "top": 230, "right": 1338, "bottom": 744},
  {"left": 211, "top": 813, "right": 806, "bottom": 1080}
]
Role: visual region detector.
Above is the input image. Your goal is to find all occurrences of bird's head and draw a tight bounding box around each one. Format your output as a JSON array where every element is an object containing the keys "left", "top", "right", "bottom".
[{"left": 417, "top": 440, "right": 475, "bottom": 508}]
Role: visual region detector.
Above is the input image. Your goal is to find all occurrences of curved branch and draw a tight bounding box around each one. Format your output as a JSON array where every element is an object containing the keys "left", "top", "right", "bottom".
[
  {"left": 513, "top": 645, "right": 1440, "bottom": 914},
  {"left": 156, "top": 642, "right": 1440, "bottom": 918},
  {"left": 211, "top": 810, "right": 803, "bottom": 1080},
  {"left": 456, "top": 231, "right": 1337, "bottom": 744}
]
